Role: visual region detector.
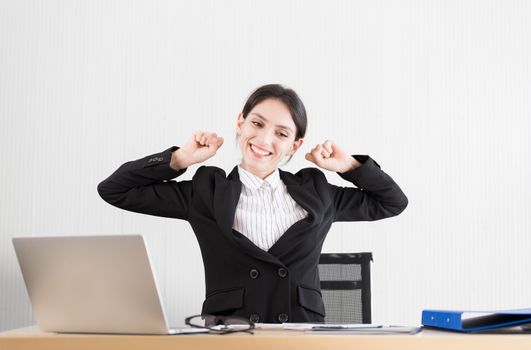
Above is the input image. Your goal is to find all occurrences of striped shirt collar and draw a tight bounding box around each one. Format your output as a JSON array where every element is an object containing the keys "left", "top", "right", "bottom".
[{"left": 237, "top": 165, "right": 281, "bottom": 190}]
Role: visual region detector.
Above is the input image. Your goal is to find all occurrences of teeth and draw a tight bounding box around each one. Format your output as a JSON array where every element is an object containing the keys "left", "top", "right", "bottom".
[{"left": 250, "top": 144, "right": 271, "bottom": 156}]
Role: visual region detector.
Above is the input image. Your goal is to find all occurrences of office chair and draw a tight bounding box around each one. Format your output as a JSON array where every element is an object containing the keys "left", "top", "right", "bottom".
[{"left": 318, "top": 252, "right": 373, "bottom": 324}]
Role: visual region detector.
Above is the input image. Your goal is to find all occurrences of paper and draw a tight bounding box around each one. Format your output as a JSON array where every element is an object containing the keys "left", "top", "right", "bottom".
[
  {"left": 254, "top": 323, "right": 285, "bottom": 329},
  {"left": 254, "top": 323, "right": 382, "bottom": 330},
  {"left": 306, "top": 325, "right": 422, "bottom": 334},
  {"left": 252, "top": 323, "right": 421, "bottom": 334},
  {"left": 169, "top": 327, "right": 210, "bottom": 334},
  {"left": 283, "top": 323, "right": 383, "bottom": 330}
]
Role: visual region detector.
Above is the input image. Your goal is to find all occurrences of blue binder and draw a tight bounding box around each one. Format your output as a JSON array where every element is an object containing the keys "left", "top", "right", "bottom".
[{"left": 421, "top": 308, "right": 531, "bottom": 332}]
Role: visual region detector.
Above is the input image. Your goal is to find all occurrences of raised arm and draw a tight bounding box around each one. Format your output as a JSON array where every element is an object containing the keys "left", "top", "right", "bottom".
[
  {"left": 305, "top": 139, "right": 408, "bottom": 221},
  {"left": 97, "top": 146, "right": 193, "bottom": 219},
  {"left": 98, "top": 132, "right": 224, "bottom": 219},
  {"left": 331, "top": 155, "right": 408, "bottom": 221}
]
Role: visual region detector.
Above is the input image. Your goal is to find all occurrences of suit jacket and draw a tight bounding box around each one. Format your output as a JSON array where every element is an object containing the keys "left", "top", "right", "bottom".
[{"left": 97, "top": 146, "right": 408, "bottom": 323}]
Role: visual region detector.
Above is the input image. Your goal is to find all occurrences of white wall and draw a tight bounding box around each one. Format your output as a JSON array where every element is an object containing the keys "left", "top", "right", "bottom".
[{"left": 1, "top": 0, "right": 530, "bottom": 330}]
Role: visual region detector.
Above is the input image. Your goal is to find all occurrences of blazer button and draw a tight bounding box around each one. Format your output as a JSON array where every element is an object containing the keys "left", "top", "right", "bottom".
[
  {"left": 278, "top": 313, "right": 289, "bottom": 323},
  {"left": 249, "top": 269, "right": 259, "bottom": 279},
  {"left": 250, "top": 313, "right": 260, "bottom": 323},
  {"left": 277, "top": 268, "right": 288, "bottom": 278}
]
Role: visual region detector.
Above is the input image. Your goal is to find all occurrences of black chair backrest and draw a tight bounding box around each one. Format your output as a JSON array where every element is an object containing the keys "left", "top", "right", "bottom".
[{"left": 318, "top": 252, "right": 373, "bottom": 324}]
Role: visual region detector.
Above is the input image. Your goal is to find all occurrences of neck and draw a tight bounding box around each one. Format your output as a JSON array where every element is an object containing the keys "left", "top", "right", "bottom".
[{"left": 239, "top": 163, "right": 276, "bottom": 180}]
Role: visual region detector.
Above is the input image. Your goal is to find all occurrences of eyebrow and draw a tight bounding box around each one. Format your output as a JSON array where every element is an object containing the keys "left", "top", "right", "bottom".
[{"left": 250, "top": 113, "right": 295, "bottom": 133}]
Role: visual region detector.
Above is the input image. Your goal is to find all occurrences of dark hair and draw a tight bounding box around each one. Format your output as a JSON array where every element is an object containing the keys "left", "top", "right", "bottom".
[{"left": 241, "top": 84, "right": 307, "bottom": 140}]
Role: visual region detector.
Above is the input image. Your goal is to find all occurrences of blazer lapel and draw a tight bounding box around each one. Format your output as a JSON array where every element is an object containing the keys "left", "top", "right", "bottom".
[
  {"left": 213, "top": 166, "right": 282, "bottom": 265},
  {"left": 279, "top": 169, "right": 324, "bottom": 225},
  {"left": 267, "top": 169, "right": 326, "bottom": 262},
  {"left": 212, "top": 166, "right": 241, "bottom": 239}
]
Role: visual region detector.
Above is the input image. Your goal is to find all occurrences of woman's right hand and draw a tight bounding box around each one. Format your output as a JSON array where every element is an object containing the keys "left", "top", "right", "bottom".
[{"left": 170, "top": 131, "right": 224, "bottom": 170}]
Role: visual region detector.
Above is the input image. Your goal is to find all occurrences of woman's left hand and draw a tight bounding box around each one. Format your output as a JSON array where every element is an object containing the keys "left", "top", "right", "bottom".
[{"left": 305, "top": 140, "right": 362, "bottom": 173}]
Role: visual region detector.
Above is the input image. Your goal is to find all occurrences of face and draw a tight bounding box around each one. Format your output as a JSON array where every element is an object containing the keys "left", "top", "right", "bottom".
[{"left": 237, "top": 98, "right": 304, "bottom": 179}]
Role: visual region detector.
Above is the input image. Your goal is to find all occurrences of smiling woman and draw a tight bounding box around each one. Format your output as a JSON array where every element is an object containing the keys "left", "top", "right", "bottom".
[
  {"left": 97, "top": 83, "right": 408, "bottom": 324},
  {"left": 236, "top": 85, "right": 306, "bottom": 179}
]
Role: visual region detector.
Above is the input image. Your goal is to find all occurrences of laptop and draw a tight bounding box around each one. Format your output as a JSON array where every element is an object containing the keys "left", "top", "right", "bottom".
[{"left": 12, "top": 234, "right": 207, "bottom": 335}]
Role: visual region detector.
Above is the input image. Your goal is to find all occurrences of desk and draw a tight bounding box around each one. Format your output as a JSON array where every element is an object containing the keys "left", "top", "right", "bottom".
[{"left": 1, "top": 326, "right": 530, "bottom": 350}]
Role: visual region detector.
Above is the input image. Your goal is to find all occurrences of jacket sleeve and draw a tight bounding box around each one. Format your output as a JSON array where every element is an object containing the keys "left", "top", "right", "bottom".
[
  {"left": 97, "top": 146, "right": 192, "bottom": 220},
  {"left": 331, "top": 155, "right": 408, "bottom": 222}
]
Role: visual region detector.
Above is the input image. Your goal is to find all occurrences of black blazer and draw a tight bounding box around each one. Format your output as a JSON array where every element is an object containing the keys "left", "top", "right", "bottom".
[{"left": 97, "top": 146, "right": 408, "bottom": 323}]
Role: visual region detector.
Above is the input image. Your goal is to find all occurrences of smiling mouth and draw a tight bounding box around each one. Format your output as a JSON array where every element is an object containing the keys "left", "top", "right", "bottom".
[{"left": 249, "top": 144, "right": 272, "bottom": 157}]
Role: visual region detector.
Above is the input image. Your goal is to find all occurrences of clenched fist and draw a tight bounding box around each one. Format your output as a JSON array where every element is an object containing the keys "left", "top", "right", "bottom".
[
  {"left": 305, "top": 140, "right": 361, "bottom": 173},
  {"left": 170, "top": 131, "right": 224, "bottom": 170}
]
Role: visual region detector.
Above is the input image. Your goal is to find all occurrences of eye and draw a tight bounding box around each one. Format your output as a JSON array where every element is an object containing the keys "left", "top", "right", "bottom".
[
  {"left": 277, "top": 132, "right": 288, "bottom": 138},
  {"left": 252, "top": 121, "right": 262, "bottom": 127}
]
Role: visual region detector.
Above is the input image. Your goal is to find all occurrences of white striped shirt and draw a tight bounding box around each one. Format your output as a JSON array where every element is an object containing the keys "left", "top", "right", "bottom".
[{"left": 233, "top": 166, "right": 309, "bottom": 251}]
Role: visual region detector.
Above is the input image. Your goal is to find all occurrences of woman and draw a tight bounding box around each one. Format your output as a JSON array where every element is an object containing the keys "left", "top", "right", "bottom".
[{"left": 97, "top": 84, "right": 408, "bottom": 324}]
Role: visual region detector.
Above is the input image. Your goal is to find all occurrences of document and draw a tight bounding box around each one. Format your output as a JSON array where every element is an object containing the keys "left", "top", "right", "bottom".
[
  {"left": 283, "top": 323, "right": 382, "bottom": 331},
  {"left": 170, "top": 327, "right": 210, "bottom": 334},
  {"left": 306, "top": 326, "right": 422, "bottom": 335},
  {"left": 255, "top": 323, "right": 421, "bottom": 334}
]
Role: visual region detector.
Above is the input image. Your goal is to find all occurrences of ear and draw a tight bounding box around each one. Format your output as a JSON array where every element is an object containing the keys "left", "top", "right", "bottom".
[
  {"left": 236, "top": 113, "right": 244, "bottom": 135},
  {"left": 289, "top": 138, "right": 304, "bottom": 156}
]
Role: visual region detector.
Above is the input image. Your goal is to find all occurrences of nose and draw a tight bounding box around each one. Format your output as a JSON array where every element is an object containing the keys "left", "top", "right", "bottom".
[{"left": 257, "top": 129, "right": 274, "bottom": 146}]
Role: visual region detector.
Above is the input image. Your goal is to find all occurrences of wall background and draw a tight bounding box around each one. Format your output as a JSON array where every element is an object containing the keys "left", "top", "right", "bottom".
[{"left": 1, "top": 0, "right": 530, "bottom": 330}]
